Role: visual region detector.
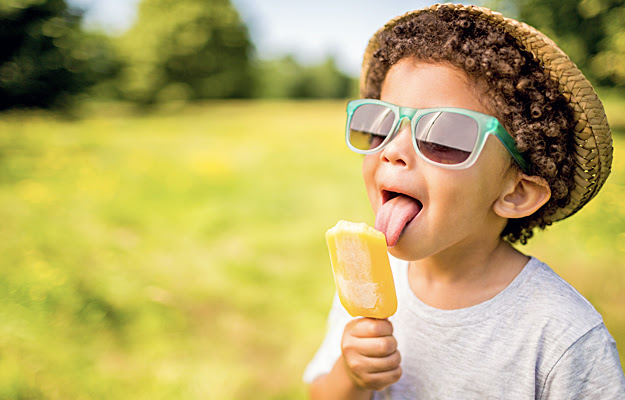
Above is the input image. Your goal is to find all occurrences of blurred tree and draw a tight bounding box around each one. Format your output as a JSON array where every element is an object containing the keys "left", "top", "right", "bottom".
[
  {"left": 253, "top": 55, "right": 303, "bottom": 99},
  {"left": 491, "top": 0, "right": 625, "bottom": 87},
  {"left": 253, "top": 55, "right": 357, "bottom": 99},
  {"left": 0, "top": 0, "right": 118, "bottom": 109},
  {"left": 115, "top": 0, "right": 253, "bottom": 104},
  {"left": 295, "top": 57, "right": 355, "bottom": 99}
]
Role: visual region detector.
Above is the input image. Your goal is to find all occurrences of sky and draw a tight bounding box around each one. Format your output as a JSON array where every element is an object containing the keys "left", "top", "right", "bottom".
[{"left": 68, "top": 0, "right": 486, "bottom": 76}]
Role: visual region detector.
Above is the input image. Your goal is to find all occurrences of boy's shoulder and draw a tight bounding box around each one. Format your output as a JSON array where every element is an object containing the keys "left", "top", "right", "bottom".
[
  {"left": 510, "top": 257, "right": 604, "bottom": 339},
  {"left": 524, "top": 257, "right": 599, "bottom": 315}
]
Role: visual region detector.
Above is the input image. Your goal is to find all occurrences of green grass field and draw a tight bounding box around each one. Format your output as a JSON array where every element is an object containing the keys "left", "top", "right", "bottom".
[{"left": 1, "top": 100, "right": 624, "bottom": 399}]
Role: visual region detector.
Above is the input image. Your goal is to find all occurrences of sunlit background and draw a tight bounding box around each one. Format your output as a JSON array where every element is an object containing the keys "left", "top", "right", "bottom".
[{"left": 1, "top": 0, "right": 624, "bottom": 399}]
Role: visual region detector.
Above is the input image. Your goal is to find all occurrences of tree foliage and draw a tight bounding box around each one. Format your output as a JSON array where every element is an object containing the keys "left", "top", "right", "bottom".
[
  {"left": 493, "top": 0, "right": 625, "bottom": 87},
  {"left": 254, "top": 55, "right": 357, "bottom": 99},
  {"left": 0, "top": 0, "right": 373, "bottom": 109},
  {"left": 0, "top": 0, "right": 118, "bottom": 110},
  {"left": 114, "top": 0, "right": 254, "bottom": 104}
]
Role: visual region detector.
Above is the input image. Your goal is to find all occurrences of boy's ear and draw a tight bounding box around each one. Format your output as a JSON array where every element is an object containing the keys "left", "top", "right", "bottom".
[{"left": 494, "top": 172, "right": 551, "bottom": 219}]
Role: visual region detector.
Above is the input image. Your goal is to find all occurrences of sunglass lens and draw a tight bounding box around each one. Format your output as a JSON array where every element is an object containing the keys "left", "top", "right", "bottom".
[
  {"left": 415, "top": 112, "right": 477, "bottom": 165},
  {"left": 349, "top": 104, "right": 396, "bottom": 151}
]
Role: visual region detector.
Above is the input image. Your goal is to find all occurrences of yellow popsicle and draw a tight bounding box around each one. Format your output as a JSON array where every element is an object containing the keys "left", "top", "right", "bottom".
[{"left": 325, "top": 220, "right": 397, "bottom": 319}]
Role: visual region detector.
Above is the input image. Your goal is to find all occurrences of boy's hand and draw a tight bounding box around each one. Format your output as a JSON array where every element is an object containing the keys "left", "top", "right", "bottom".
[{"left": 341, "top": 317, "right": 402, "bottom": 391}]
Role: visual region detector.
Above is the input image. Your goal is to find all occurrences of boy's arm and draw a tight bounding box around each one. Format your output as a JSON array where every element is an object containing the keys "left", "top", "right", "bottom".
[
  {"left": 309, "top": 318, "right": 402, "bottom": 400},
  {"left": 309, "top": 355, "right": 373, "bottom": 400}
]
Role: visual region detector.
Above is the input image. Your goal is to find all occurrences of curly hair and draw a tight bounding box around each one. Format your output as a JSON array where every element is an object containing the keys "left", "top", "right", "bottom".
[{"left": 363, "top": 7, "right": 577, "bottom": 244}]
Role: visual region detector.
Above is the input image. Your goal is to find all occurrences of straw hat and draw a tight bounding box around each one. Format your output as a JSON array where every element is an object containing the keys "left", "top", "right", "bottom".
[{"left": 360, "top": 3, "right": 613, "bottom": 223}]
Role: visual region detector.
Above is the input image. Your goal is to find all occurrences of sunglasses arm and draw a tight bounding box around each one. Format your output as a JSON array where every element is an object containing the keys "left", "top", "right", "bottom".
[{"left": 493, "top": 123, "right": 530, "bottom": 174}]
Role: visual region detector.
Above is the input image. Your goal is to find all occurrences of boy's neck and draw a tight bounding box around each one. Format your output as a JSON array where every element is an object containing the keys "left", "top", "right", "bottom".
[{"left": 407, "top": 239, "right": 529, "bottom": 310}]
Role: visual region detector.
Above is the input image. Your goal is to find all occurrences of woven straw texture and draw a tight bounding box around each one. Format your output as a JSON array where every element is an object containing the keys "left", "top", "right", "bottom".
[{"left": 360, "top": 3, "right": 613, "bottom": 223}]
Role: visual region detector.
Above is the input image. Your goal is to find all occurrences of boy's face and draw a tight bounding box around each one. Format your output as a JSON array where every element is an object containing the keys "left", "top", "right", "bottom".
[{"left": 363, "top": 59, "right": 516, "bottom": 261}]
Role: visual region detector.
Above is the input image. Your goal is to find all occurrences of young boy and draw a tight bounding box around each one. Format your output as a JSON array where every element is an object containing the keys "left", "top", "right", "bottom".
[{"left": 304, "top": 4, "right": 625, "bottom": 399}]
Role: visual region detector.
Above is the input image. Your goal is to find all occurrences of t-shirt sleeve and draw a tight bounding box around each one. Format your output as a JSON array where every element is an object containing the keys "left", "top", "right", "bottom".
[
  {"left": 303, "top": 292, "right": 354, "bottom": 384},
  {"left": 540, "top": 323, "right": 625, "bottom": 399}
]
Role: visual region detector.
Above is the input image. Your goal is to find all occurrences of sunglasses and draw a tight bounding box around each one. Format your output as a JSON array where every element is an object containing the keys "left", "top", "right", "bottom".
[{"left": 346, "top": 99, "right": 529, "bottom": 173}]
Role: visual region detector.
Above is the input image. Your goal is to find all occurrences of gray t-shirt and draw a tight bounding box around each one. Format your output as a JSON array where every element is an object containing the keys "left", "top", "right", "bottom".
[{"left": 304, "top": 256, "right": 625, "bottom": 399}]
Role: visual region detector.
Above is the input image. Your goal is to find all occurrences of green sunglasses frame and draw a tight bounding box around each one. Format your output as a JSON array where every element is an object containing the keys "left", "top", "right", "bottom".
[{"left": 345, "top": 99, "right": 530, "bottom": 173}]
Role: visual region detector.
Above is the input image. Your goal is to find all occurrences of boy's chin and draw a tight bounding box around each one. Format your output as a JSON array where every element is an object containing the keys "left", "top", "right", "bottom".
[{"left": 387, "top": 240, "right": 421, "bottom": 262}]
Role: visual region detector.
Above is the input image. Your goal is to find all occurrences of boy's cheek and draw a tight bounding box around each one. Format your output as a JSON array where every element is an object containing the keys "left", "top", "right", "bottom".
[
  {"left": 361, "top": 157, "right": 380, "bottom": 212},
  {"left": 361, "top": 157, "right": 375, "bottom": 188}
]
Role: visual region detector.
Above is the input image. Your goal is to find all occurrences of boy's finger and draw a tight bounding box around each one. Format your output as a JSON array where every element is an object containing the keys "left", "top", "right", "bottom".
[
  {"left": 353, "top": 336, "right": 399, "bottom": 357},
  {"left": 364, "top": 350, "right": 402, "bottom": 372},
  {"left": 343, "top": 352, "right": 402, "bottom": 384},
  {"left": 348, "top": 317, "right": 394, "bottom": 338},
  {"left": 362, "top": 366, "right": 403, "bottom": 391}
]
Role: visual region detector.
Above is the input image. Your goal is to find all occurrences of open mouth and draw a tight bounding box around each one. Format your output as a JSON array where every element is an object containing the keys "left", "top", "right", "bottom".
[
  {"left": 376, "top": 190, "right": 423, "bottom": 247},
  {"left": 382, "top": 190, "right": 423, "bottom": 210}
]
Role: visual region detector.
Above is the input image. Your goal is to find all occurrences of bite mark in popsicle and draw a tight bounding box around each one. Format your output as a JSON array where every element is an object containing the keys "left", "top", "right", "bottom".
[{"left": 325, "top": 220, "right": 397, "bottom": 318}]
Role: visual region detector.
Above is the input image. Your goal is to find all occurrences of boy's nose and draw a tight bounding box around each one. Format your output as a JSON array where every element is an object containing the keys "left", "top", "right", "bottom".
[{"left": 380, "top": 118, "right": 413, "bottom": 167}]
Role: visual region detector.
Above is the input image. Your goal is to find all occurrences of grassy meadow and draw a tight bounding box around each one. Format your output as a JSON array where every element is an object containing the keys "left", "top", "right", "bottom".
[{"left": 0, "top": 98, "right": 624, "bottom": 399}]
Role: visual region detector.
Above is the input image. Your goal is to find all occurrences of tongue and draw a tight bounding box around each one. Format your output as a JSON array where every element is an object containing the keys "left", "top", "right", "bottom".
[{"left": 375, "top": 195, "right": 421, "bottom": 247}]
